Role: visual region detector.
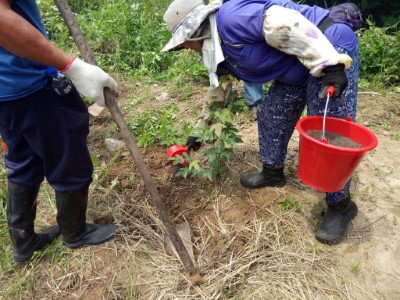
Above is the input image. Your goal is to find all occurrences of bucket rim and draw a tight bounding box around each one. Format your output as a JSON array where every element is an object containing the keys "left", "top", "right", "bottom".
[{"left": 296, "top": 116, "right": 378, "bottom": 153}]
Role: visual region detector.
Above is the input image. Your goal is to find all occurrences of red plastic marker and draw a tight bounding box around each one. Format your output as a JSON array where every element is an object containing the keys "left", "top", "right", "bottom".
[{"left": 167, "top": 145, "right": 189, "bottom": 166}]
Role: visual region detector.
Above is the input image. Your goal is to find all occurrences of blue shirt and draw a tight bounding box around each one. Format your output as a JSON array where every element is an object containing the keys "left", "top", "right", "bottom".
[{"left": 0, "top": 0, "right": 49, "bottom": 101}]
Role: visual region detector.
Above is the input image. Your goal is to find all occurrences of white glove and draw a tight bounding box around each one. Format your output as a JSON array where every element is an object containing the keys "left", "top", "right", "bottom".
[
  {"left": 191, "top": 82, "right": 231, "bottom": 146},
  {"left": 63, "top": 57, "right": 117, "bottom": 107},
  {"left": 263, "top": 5, "right": 352, "bottom": 77},
  {"left": 250, "top": 105, "right": 258, "bottom": 119},
  {"left": 195, "top": 85, "right": 229, "bottom": 129}
]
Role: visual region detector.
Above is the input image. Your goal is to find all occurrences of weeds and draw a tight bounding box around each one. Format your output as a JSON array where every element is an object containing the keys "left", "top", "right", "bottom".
[
  {"left": 279, "top": 196, "right": 300, "bottom": 211},
  {"left": 0, "top": 159, "right": 12, "bottom": 277},
  {"left": 310, "top": 242, "right": 325, "bottom": 254},
  {"left": 126, "top": 104, "right": 192, "bottom": 147},
  {"left": 359, "top": 18, "right": 400, "bottom": 87},
  {"left": 39, "top": 0, "right": 399, "bottom": 86},
  {"left": 39, "top": 0, "right": 205, "bottom": 82},
  {"left": 368, "top": 119, "right": 392, "bottom": 130},
  {"left": 360, "top": 185, "right": 370, "bottom": 200},
  {"left": 351, "top": 261, "right": 361, "bottom": 274}
]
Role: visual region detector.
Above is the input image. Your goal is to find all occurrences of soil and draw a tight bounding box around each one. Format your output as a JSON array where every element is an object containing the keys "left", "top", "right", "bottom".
[
  {"left": 3, "top": 82, "right": 399, "bottom": 299},
  {"left": 307, "top": 130, "right": 362, "bottom": 148},
  {"left": 93, "top": 84, "right": 400, "bottom": 299}
]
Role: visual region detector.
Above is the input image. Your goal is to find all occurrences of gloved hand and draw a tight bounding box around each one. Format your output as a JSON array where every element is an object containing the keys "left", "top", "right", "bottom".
[
  {"left": 319, "top": 64, "right": 348, "bottom": 99},
  {"left": 62, "top": 57, "right": 117, "bottom": 107},
  {"left": 186, "top": 136, "right": 202, "bottom": 151}
]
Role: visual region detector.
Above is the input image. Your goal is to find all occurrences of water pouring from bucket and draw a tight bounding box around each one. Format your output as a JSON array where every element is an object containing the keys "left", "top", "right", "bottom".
[
  {"left": 296, "top": 88, "right": 378, "bottom": 192},
  {"left": 319, "top": 86, "right": 336, "bottom": 144}
]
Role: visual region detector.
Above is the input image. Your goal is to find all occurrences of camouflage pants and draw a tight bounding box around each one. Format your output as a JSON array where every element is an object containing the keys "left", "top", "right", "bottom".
[{"left": 257, "top": 45, "right": 360, "bottom": 202}]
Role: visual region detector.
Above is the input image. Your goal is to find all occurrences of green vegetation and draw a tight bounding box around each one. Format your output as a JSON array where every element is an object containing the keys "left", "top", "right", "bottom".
[
  {"left": 279, "top": 196, "right": 300, "bottom": 211},
  {"left": 358, "top": 19, "right": 400, "bottom": 87},
  {"left": 126, "top": 104, "right": 192, "bottom": 147},
  {"left": 0, "top": 165, "right": 11, "bottom": 274},
  {"left": 37, "top": 0, "right": 400, "bottom": 88},
  {"left": 310, "top": 241, "right": 325, "bottom": 254},
  {"left": 176, "top": 104, "right": 244, "bottom": 180},
  {"left": 351, "top": 260, "right": 361, "bottom": 274},
  {"left": 39, "top": 0, "right": 400, "bottom": 86},
  {"left": 39, "top": 0, "right": 203, "bottom": 81},
  {"left": 299, "top": 0, "right": 400, "bottom": 27}
]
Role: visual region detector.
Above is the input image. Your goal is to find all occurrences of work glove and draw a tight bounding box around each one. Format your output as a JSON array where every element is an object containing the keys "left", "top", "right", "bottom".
[
  {"left": 186, "top": 136, "right": 202, "bottom": 151},
  {"left": 62, "top": 57, "right": 117, "bottom": 107},
  {"left": 319, "top": 64, "right": 348, "bottom": 99}
]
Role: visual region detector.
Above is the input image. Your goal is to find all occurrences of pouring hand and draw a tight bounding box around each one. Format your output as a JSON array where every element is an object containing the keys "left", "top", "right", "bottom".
[{"left": 319, "top": 64, "right": 348, "bottom": 99}]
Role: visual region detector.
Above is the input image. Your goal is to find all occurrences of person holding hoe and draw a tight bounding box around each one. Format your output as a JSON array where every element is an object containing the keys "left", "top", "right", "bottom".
[
  {"left": 161, "top": 0, "right": 362, "bottom": 244},
  {"left": 0, "top": 0, "right": 118, "bottom": 263}
]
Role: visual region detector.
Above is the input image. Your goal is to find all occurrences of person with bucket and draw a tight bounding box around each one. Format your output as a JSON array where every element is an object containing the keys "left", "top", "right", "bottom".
[
  {"left": 161, "top": 0, "right": 363, "bottom": 244},
  {"left": 0, "top": 0, "right": 119, "bottom": 263}
]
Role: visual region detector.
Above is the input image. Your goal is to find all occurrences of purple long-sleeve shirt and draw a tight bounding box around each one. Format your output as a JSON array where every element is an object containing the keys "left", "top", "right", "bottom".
[{"left": 216, "top": 0, "right": 357, "bottom": 85}]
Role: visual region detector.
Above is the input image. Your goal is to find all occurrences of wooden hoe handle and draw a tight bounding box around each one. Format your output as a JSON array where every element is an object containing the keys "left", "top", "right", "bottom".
[{"left": 54, "top": 0, "right": 200, "bottom": 284}]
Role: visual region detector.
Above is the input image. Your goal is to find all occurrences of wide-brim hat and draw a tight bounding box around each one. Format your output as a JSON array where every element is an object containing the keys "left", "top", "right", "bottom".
[{"left": 161, "top": 0, "right": 222, "bottom": 52}]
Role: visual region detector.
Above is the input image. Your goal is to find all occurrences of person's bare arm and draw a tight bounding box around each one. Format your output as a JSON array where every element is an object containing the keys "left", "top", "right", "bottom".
[
  {"left": 0, "top": 0, "right": 117, "bottom": 107},
  {"left": 0, "top": 0, "right": 71, "bottom": 69}
]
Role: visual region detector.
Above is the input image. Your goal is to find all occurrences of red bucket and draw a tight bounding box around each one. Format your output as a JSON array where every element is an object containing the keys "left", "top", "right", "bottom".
[{"left": 296, "top": 116, "right": 378, "bottom": 192}]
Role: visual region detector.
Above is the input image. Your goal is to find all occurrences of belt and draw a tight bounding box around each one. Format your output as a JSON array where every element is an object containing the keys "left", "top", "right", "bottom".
[{"left": 318, "top": 17, "right": 335, "bottom": 33}]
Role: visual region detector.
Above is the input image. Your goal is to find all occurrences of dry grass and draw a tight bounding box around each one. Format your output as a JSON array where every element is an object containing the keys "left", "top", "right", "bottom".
[
  {"left": 1, "top": 80, "right": 382, "bottom": 300},
  {"left": 50, "top": 202, "right": 361, "bottom": 298},
  {"left": 5, "top": 176, "right": 369, "bottom": 299}
]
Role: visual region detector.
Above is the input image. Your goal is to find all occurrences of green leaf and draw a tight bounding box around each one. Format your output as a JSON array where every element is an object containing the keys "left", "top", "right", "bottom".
[
  {"left": 188, "top": 160, "right": 201, "bottom": 172},
  {"left": 210, "top": 123, "right": 225, "bottom": 137}
]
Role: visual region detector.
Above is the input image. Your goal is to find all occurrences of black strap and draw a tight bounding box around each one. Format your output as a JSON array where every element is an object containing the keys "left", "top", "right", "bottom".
[{"left": 318, "top": 17, "right": 335, "bottom": 33}]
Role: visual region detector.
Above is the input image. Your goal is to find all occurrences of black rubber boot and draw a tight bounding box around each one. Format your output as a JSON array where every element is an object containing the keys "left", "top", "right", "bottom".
[
  {"left": 55, "top": 188, "right": 117, "bottom": 249},
  {"left": 315, "top": 194, "right": 357, "bottom": 245},
  {"left": 240, "top": 164, "right": 286, "bottom": 189},
  {"left": 7, "top": 181, "right": 61, "bottom": 263}
]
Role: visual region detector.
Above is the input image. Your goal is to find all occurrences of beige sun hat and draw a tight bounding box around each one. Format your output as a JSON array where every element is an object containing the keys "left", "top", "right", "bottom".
[{"left": 161, "top": 0, "right": 222, "bottom": 52}]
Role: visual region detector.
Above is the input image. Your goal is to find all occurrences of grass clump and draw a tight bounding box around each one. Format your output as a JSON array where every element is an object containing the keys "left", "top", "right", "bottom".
[
  {"left": 359, "top": 19, "right": 400, "bottom": 88},
  {"left": 39, "top": 0, "right": 205, "bottom": 82},
  {"left": 126, "top": 104, "right": 193, "bottom": 147}
]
